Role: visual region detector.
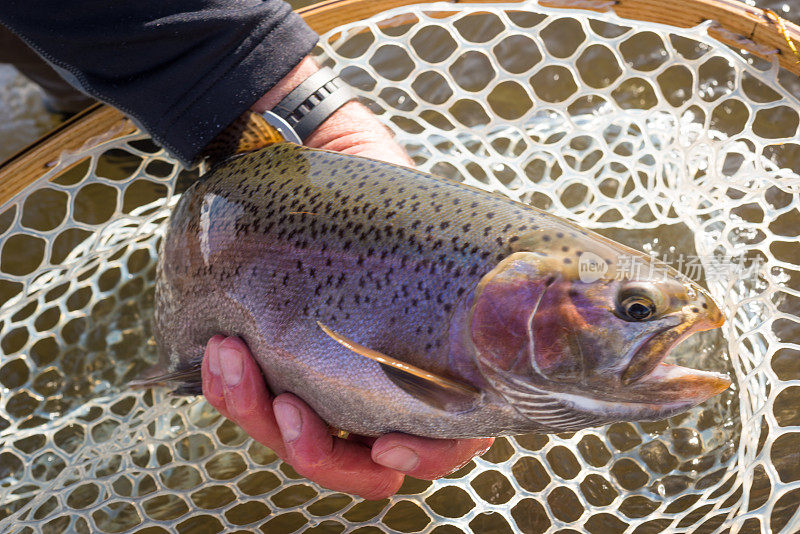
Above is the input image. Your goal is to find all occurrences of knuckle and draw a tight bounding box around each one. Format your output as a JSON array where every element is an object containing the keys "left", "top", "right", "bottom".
[
  {"left": 290, "top": 457, "right": 329, "bottom": 481},
  {"left": 286, "top": 445, "right": 335, "bottom": 477},
  {"left": 225, "top": 390, "right": 260, "bottom": 420},
  {"left": 204, "top": 391, "right": 222, "bottom": 408},
  {"left": 203, "top": 387, "right": 225, "bottom": 411}
]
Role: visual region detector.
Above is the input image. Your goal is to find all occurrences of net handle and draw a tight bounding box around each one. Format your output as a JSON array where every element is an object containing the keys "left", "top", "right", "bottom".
[
  {"left": 297, "top": 0, "right": 800, "bottom": 68},
  {"left": 1, "top": 0, "right": 798, "bottom": 206}
]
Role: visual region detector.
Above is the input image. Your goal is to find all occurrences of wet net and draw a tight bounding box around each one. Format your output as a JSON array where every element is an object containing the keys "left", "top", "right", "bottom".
[{"left": 1, "top": 2, "right": 800, "bottom": 532}]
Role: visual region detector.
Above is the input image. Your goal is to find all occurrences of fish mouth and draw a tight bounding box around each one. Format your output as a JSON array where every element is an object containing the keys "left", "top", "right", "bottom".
[
  {"left": 617, "top": 311, "right": 730, "bottom": 409},
  {"left": 556, "top": 314, "right": 730, "bottom": 423}
]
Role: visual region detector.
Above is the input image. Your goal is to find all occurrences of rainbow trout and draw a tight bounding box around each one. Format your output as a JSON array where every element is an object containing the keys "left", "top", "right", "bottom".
[{"left": 143, "top": 142, "right": 730, "bottom": 438}]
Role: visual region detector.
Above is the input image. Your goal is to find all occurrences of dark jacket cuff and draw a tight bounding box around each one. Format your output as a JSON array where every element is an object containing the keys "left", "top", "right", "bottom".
[{"left": 158, "top": 13, "right": 318, "bottom": 165}]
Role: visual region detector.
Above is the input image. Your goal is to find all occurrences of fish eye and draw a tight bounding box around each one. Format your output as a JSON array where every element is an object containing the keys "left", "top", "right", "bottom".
[{"left": 620, "top": 296, "right": 656, "bottom": 321}]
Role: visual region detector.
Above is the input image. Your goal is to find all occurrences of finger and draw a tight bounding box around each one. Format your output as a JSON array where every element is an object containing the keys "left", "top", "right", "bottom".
[
  {"left": 273, "top": 394, "right": 404, "bottom": 500},
  {"left": 371, "top": 434, "right": 494, "bottom": 480},
  {"left": 202, "top": 335, "right": 228, "bottom": 418},
  {"left": 348, "top": 434, "right": 378, "bottom": 447},
  {"left": 208, "top": 337, "right": 286, "bottom": 457}
]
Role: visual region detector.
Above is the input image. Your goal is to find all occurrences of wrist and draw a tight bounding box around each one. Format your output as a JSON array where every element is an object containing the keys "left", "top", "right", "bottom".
[
  {"left": 307, "top": 101, "right": 413, "bottom": 166},
  {"left": 251, "top": 56, "right": 320, "bottom": 113},
  {"left": 250, "top": 56, "right": 413, "bottom": 166},
  {"left": 304, "top": 100, "right": 385, "bottom": 150}
]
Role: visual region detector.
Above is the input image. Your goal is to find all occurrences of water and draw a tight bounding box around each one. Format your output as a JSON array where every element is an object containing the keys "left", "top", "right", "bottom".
[
  {"left": 0, "top": 65, "right": 57, "bottom": 163},
  {"left": 2, "top": 2, "right": 800, "bottom": 532}
]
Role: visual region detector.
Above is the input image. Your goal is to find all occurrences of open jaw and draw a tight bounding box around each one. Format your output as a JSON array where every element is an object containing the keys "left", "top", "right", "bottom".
[
  {"left": 561, "top": 323, "right": 731, "bottom": 421},
  {"left": 622, "top": 310, "right": 729, "bottom": 396},
  {"left": 556, "top": 362, "right": 730, "bottom": 422},
  {"left": 556, "top": 360, "right": 731, "bottom": 422}
]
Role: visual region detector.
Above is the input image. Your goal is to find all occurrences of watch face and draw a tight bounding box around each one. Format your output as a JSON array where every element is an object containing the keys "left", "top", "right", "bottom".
[{"left": 261, "top": 110, "right": 302, "bottom": 144}]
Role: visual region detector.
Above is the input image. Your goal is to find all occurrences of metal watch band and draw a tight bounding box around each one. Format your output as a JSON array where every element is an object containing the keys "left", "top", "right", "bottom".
[{"left": 271, "top": 67, "right": 356, "bottom": 141}]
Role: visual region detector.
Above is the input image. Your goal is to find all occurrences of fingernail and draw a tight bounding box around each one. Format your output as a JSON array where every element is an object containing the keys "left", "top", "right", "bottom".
[
  {"left": 274, "top": 402, "right": 302, "bottom": 443},
  {"left": 219, "top": 342, "right": 244, "bottom": 387},
  {"left": 374, "top": 446, "right": 419, "bottom": 472},
  {"left": 208, "top": 340, "right": 222, "bottom": 377}
]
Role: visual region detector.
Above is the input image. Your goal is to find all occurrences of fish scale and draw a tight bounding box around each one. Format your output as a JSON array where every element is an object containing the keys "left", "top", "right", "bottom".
[
  {"left": 145, "top": 142, "right": 730, "bottom": 438},
  {"left": 182, "top": 145, "right": 542, "bottom": 348}
]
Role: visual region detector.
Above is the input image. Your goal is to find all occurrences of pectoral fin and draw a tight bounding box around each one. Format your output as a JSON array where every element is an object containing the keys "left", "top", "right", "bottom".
[
  {"left": 317, "top": 322, "right": 481, "bottom": 412},
  {"left": 129, "top": 358, "right": 203, "bottom": 396}
]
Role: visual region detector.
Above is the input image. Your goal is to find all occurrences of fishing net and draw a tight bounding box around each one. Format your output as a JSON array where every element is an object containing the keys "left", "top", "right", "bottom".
[{"left": 1, "top": 1, "right": 799, "bottom": 532}]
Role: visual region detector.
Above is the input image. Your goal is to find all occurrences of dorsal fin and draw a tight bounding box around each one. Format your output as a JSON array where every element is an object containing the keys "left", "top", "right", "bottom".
[
  {"left": 317, "top": 322, "right": 481, "bottom": 412},
  {"left": 203, "top": 110, "right": 286, "bottom": 163}
]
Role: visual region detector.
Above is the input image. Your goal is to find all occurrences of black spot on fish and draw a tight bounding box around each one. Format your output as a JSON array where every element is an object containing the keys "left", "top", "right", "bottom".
[
  {"left": 563, "top": 258, "right": 572, "bottom": 264},
  {"left": 691, "top": 307, "right": 699, "bottom": 313},
  {"left": 556, "top": 232, "right": 564, "bottom": 238},
  {"left": 702, "top": 302, "right": 708, "bottom": 309},
  {"left": 543, "top": 235, "right": 551, "bottom": 242},
  {"left": 562, "top": 246, "right": 569, "bottom": 252}
]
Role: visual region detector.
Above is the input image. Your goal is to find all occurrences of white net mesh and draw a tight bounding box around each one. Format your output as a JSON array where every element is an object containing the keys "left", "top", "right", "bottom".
[{"left": 1, "top": 2, "right": 799, "bottom": 532}]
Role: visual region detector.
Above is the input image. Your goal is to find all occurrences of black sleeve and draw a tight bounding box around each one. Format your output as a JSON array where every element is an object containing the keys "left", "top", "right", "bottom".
[{"left": 0, "top": 1, "right": 319, "bottom": 165}]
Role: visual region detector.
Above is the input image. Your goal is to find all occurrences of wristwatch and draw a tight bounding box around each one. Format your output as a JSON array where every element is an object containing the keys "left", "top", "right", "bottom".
[
  {"left": 202, "top": 67, "right": 356, "bottom": 162},
  {"left": 268, "top": 66, "right": 356, "bottom": 142}
]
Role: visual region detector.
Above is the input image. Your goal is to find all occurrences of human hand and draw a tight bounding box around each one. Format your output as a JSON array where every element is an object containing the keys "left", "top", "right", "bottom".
[
  {"left": 251, "top": 56, "right": 413, "bottom": 167},
  {"left": 202, "top": 336, "right": 494, "bottom": 500}
]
